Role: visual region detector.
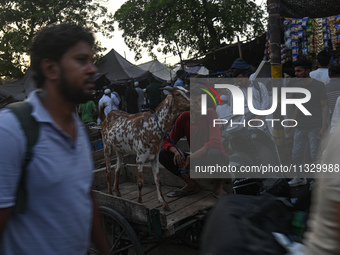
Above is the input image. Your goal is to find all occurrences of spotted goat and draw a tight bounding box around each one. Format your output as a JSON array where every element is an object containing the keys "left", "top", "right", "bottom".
[{"left": 101, "top": 87, "right": 190, "bottom": 211}]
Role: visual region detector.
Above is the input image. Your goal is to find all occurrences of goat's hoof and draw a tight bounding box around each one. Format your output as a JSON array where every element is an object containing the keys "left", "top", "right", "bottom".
[
  {"left": 137, "top": 198, "right": 142, "bottom": 204},
  {"left": 163, "top": 204, "right": 171, "bottom": 211},
  {"left": 116, "top": 192, "right": 121, "bottom": 197}
]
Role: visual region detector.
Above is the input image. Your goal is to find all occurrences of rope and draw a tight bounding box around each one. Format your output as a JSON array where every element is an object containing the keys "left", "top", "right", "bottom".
[{"left": 154, "top": 113, "right": 188, "bottom": 174}]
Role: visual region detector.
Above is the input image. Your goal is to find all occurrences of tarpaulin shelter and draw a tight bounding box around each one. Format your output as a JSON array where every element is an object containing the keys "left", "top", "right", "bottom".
[
  {"left": 182, "top": 34, "right": 267, "bottom": 73},
  {"left": 137, "top": 59, "right": 175, "bottom": 82},
  {"left": 96, "top": 49, "right": 151, "bottom": 85},
  {"left": 0, "top": 68, "right": 37, "bottom": 107},
  {"left": 280, "top": 0, "right": 340, "bottom": 18}
]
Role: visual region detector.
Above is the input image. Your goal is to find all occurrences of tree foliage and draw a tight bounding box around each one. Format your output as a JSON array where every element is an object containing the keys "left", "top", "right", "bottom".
[
  {"left": 114, "top": 0, "right": 265, "bottom": 61},
  {"left": 0, "top": 0, "right": 115, "bottom": 78}
]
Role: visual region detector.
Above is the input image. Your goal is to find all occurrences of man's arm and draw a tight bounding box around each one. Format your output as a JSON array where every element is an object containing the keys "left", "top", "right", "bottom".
[
  {"left": 183, "top": 146, "right": 207, "bottom": 170},
  {"left": 319, "top": 99, "right": 328, "bottom": 137},
  {"left": 0, "top": 208, "right": 12, "bottom": 242},
  {"left": 168, "top": 146, "right": 185, "bottom": 166},
  {"left": 92, "top": 106, "right": 97, "bottom": 119},
  {"left": 331, "top": 97, "right": 340, "bottom": 130},
  {"left": 112, "top": 94, "right": 120, "bottom": 108},
  {"left": 90, "top": 194, "right": 110, "bottom": 255}
]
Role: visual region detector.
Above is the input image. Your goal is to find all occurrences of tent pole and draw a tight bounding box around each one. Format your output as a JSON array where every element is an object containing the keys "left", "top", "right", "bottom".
[
  {"left": 268, "top": 0, "right": 284, "bottom": 149},
  {"left": 237, "top": 36, "right": 243, "bottom": 59}
]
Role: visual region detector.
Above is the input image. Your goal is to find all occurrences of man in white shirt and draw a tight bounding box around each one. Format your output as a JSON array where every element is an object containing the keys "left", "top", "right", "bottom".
[
  {"left": 232, "top": 69, "right": 271, "bottom": 136},
  {"left": 134, "top": 81, "right": 144, "bottom": 112},
  {"left": 98, "top": 89, "right": 113, "bottom": 119},
  {"left": 309, "top": 50, "right": 331, "bottom": 85},
  {"left": 110, "top": 87, "right": 120, "bottom": 110}
]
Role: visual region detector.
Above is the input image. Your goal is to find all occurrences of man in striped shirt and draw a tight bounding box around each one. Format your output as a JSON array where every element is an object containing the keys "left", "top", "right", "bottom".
[{"left": 326, "top": 63, "right": 340, "bottom": 118}]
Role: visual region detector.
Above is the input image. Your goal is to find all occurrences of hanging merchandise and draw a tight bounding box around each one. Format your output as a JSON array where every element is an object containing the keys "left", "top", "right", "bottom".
[{"left": 280, "top": 14, "right": 340, "bottom": 62}]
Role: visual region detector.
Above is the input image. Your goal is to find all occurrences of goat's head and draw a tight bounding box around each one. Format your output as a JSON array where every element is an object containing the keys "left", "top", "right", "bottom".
[
  {"left": 99, "top": 102, "right": 107, "bottom": 122},
  {"left": 167, "top": 87, "right": 190, "bottom": 112}
]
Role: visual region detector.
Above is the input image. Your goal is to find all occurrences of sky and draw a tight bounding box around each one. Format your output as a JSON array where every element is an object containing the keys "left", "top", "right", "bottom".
[
  {"left": 96, "top": 0, "right": 181, "bottom": 66},
  {"left": 96, "top": 0, "right": 266, "bottom": 67}
]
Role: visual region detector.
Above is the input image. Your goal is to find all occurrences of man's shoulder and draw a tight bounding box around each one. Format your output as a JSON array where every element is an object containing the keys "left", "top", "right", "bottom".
[
  {"left": 0, "top": 108, "right": 26, "bottom": 142},
  {"left": 174, "top": 79, "right": 184, "bottom": 87},
  {"left": 88, "top": 100, "right": 95, "bottom": 106},
  {"left": 309, "top": 78, "right": 325, "bottom": 87},
  {"left": 147, "top": 83, "right": 161, "bottom": 89},
  {"left": 326, "top": 80, "right": 340, "bottom": 92}
]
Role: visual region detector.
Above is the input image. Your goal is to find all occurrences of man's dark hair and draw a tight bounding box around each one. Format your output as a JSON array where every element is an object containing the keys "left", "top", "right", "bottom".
[
  {"left": 30, "top": 23, "right": 95, "bottom": 88},
  {"left": 329, "top": 63, "right": 340, "bottom": 77},
  {"left": 176, "top": 70, "right": 185, "bottom": 77},
  {"left": 317, "top": 50, "right": 331, "bottom": 67},
  {"left": 293, "top": 58, "right": 313, "bottom": 71},
  {"left": 232, "top": 69, "right": 249, "bottom": 78}
]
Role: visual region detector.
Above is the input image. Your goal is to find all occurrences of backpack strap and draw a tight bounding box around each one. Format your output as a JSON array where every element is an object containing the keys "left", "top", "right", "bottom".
[{"left": 6, "top": 102, "right": 39, "bottom": 214}]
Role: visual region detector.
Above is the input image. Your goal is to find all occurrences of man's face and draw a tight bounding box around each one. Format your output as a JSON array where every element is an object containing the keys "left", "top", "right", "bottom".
[
  {"left": 234, "top": 74, "right": 249, "bottom": 88},
  {"left": 294, "top": 66, "right": 310, "bottom": 79},
  {"left": 57, "top": 41, "right": 97, "bottom": 104}
]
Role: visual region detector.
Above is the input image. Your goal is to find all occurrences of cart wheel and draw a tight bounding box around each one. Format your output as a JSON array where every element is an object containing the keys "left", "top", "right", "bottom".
[
  {"left": 88, "top": 206, "right": 143, "bottom": 255},
  {"left": 176, "top": 220, "right": 204, "bottom": 249}
]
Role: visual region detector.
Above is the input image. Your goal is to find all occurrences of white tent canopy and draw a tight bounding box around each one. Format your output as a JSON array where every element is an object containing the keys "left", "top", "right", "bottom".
[
  {"left": 173, "top": 65, "right": 209, "bottom": 76},
  {"left": 137, "top": 59, "right": 175, "bottom": 82}
]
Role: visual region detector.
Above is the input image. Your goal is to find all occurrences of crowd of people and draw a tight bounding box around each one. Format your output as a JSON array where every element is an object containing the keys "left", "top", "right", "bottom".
[
  {"left": 2, "top": 22, "right": 340, "bottom": 255},
  {"left": 83, "top": 69, "right": 188, "bottom": 125}
]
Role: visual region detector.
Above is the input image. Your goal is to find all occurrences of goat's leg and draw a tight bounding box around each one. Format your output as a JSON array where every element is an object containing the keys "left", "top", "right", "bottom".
[
  {"left": 151, "top": 158, "right": 170, "bottom": 211},
  {"left": 103, "top": 140, "right": 113, "bottom": 195},
  {"left": 136, "top": 162, "right": 144, "bottom": 204},
  {"left": 114, "top": 152, "right": 123, "bottom": 197}
]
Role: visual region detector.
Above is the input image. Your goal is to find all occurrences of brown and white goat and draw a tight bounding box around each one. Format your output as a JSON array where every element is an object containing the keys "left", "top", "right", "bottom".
[{"left": 101, "top": 87, "right": 190, "bottom": 211}]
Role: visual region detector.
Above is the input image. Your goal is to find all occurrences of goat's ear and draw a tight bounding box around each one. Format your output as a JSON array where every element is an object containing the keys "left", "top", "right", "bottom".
[{"left": 169, "top": 94, "right": 174, "bottom": 108}]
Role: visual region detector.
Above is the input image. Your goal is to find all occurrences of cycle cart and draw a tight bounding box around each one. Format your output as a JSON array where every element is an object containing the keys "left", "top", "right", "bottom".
[{"left": 89, "top": 162, "right": 220, "bottom": 255}]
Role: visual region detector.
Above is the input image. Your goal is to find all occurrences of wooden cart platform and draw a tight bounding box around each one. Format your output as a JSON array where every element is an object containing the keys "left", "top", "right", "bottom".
[{"left": 92, "top": 166, "right": 217, "bottom": 237}]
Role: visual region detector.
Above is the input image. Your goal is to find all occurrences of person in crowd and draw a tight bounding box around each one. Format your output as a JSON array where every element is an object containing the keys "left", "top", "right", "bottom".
[
  {"left": 78, "top": 99, "right": 97, "bottom": 124},
  {"left": 309, "top": 49, "right": 331, "bottom": 85},
  {"left": 249, "top": 61, "right": 261, "bottom": 80},
  {"left": 159, "top": 87, "right": 232, "bottom": 198},
  {"left": 303, "top": 123, "right": 340, "bottom": 255},
  {"left": 166, "top": 79, "right": 173, "bottom": 87},
  {"left": 232, "top": 69, "right": 271, "bottom": 136},
  {"left": 174, "top": 70, "right": 185, "bottom": 87},
  {"left": 124, "top": 81, "right": 139, "bottom": 114},
  {"left": 326, "top": 63, "right": 340, "bottom": 117},
  {"left": 134, "top": 81, "right": 144, "bottom": 112},
  {"left": 160, "top": 85, "right": 172, "bottom": 100},
  {"left": 110, "top": 85, "right": 121, "bottom": 110},
  {"left": 330, "top": 96, "right": 340, "bottom": 133},
  {"left": 216, "top": 94, "right": 232, "bottom": 120},
  {"left": 98, "top": 88, "right": 113, "bottom": 121},
  {"left": 145, "top": 76, "right": 163, "bottom": 112},
  {"left": 0, "top": 23, "right": 109, "bottom": 255},
  {"left": 287, "top": 58, "right": 328, "bottom": 187}
]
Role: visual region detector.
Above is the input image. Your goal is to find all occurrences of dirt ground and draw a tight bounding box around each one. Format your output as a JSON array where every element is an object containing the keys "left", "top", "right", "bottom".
[{"left": 144, "top": 238, "right": 200, "bottom": 255}]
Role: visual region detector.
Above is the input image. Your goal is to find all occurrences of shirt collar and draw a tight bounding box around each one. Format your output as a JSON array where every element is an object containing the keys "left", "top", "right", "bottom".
[{"left": 26, "top": 90, "right": 81, "bottom": 126}]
